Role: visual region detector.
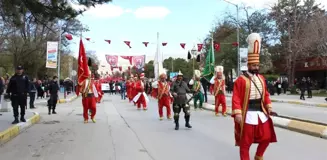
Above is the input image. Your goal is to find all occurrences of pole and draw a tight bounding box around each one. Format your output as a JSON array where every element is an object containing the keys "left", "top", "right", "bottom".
[
  {"left": 236, "top": 4, "right": 240, "bottom": 76},
  {"left": 156, "top": 32, "right": 160, "bottom": 80},
  {"left": 58, "top": 26, "right": 62, "bottom": 80},
  {"left": 171, "top": 58, "right": 173, "bottom": 72}
]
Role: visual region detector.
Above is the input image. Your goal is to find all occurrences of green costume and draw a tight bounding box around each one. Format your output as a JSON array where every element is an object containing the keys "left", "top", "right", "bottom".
[{"left": 193, "top": 80, "right": 204, "bottom": 109}]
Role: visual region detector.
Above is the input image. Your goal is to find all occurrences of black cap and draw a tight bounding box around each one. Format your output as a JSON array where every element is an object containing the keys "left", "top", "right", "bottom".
[{"left": 16, "top": 66, "right": 23, "bottom": 70}]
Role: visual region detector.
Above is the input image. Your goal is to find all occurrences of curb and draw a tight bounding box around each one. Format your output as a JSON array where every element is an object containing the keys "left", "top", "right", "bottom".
[
  {"left": 201, "top": 103, "right": 327, "bottom": 139},
  {"left": 225, "top": 95, "right": 327, "bottom": 108},
  {"left": 0, "top": 112, "right": 40, "bottom": 145},
  {"left": 57, "top": 95, "right": 79, "bottom": 104}
]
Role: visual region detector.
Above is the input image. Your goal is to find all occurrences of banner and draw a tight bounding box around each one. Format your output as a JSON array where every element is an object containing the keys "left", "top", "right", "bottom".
[
  {"left": 240, "top": 48, "right": 248, "bottom": 71},
  {"left": 46, "top": 41, "right": 58, "bottom": 68},
  {"left": 132, "top": 55, "right": 146, "bottom": 69},
  {"left": 105, "top": 55, "right": 119, "bottom": 68},
  {"left": 105, "top": 55, "right": 146, "bottom": 70}
]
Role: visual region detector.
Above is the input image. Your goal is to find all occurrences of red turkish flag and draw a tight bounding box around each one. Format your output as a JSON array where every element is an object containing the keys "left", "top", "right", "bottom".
[
  {"left": 197, "top": 44, "right": 203, "bottom": 52},
  {"left": 162, "top": 42, "right": 167, "bottom": 46},
  {"left": 232, "top": 42, "right": 239, "bottom": 47},
  {"left": 76, "top": 39, "right": 90, "bottom": 96},
  {"left": 124, "top": 41, "right": 132, "bottom": 48},
  {"left": 180, "top": 43, "right": 186, "bottom": 49},
  {"left": 214, "top": 42, "right": 220, "bottom": 51},
  {"left": 65, "top": 34, "right": 73, "bottom": 40},
  {"left": 86, "top": 38, "right": 90, "bottom": 41},
  {"left": 142, "top": 42, "right": 149, "bottom": 47},
  {"left": 105, "top": 40, "right": 111, "bottom": 44}
]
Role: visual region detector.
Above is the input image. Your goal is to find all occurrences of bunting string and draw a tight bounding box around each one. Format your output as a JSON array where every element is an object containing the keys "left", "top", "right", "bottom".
[{"left": 64, "top": 34, "right": 238, "bottom": 52}]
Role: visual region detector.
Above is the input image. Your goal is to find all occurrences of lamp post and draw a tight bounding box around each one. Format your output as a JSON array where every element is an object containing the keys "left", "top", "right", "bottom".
[
  {"left": 223, "top": 0, "right": 240, "bottom": 76},
  {"left": 191, "top": 45, "right": 198, "bottom": 76}
]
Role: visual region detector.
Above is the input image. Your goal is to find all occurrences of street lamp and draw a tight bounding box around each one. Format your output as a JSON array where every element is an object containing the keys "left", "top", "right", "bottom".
[
  {"left": 223, "top": 0, "right": 240, "bottom": 76},
  {"left": 191, "top": 45, "right": 198, "bottom": 76}
]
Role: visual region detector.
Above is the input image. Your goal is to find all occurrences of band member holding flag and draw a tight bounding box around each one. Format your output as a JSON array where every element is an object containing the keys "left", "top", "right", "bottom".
[
  {"left": 232, "top": 33, "right": 277, "bottom": 160},
  {"left": 152, "top": 70, "right": 172, "bottom": 120},
  {"left": 76, "top": 39, "right": 98, "bottom": 124},
  {"left": 189, "top": 70, "right": 204, "bottom": 110},
  {"left": 210, "top": 66, "right": 227, "bottom": 116}
]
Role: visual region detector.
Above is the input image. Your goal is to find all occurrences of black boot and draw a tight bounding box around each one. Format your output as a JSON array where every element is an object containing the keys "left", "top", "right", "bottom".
[
  {"left": 20, "top": 116, "right": 26, "bottom": 122},
  {"left": 48, "top": 106, "right": 51, "bottom": 115},
  {"left": 12, "top": 117, "right": 19, "bottom": 124},
  {"left": 174, "top": 115, "right": 179, "bottom": 130},
  {"left": 185, "top": 115, "right": 192, "bottom": 128},
  {"left": 52, "top": 109, "right": 57, "bottom": 114}
]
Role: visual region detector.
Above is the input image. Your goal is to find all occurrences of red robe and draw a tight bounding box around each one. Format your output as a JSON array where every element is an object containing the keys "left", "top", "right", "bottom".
[
  {"left": 126, "top": 81, "right": 131, "bottom": 100},
  {"left": 213, "top": 78, "right": 227, "bottom": 114},
  {"left": 131, "top": 82, "right": 137, "bottom": 103},
  {"left": 157, "top": 81, "right": 171, "bottom": 118},
  {"left": 232, "top": 74, "right": 277, "bottom": 159},
  {"left": 95, "top": 80, "right": 103, "bottom": 103},
  {"left": 133, "top": 80, "right": 148, "bottom": 109}
]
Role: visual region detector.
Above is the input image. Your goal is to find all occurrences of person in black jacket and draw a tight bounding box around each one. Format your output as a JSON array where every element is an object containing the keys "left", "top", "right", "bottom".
[
  {"left": 48, "top": 76, "right": 59, "bottom": 115},
  {"left": 5, "top": 66, "right": 29, "bottom": 124}
]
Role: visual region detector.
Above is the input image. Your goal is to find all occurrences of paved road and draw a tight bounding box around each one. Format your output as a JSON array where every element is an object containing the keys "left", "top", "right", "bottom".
[
  {"left": 0, "top": 95, "right": 326, "bottom": 160},
  {"left": 204, "top": 96, "right": 327, "bottom": 124}
]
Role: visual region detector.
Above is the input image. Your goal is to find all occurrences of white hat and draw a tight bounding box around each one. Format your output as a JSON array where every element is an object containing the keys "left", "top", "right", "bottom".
[
  {"left": 246, "top": 33, "right": 261, "bottom": 64},
  {"left": 215, "top": 66, "right": 224, "bottom": 73},
  {"left": 194, "top": 70, "right": 201, "bottom": 78},
  {"left": 177, "top": 70, "right": 183, "bottom": 76}
]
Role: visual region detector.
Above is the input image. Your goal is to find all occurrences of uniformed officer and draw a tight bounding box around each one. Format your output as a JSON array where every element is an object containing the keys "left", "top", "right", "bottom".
[
  {"left": 171, "top": 71, "right": 192, "bottom": 130},
  {"left": 48, "top": 76, "right": 59, "bottom": 115},
  {"left": 5, "top": 66, "right": 29, "bottom": 124}
]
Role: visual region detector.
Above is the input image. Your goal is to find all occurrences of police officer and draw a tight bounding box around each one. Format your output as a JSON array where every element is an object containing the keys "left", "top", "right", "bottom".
[
  {"left": 48, "top": 76, "right": 59, "bottom": 115},
  {"left": 6, "top": 66, "right": 29, "bottom": 124},
  {"left": 171, "top": 71, "right": 192, "bottom": 130}
]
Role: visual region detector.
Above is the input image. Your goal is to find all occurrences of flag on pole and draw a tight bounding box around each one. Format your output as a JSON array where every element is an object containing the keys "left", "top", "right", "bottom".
[
  {"left": 201, "top": 39, "right": 215, "bottom": 80},
  {"left": 76, "top": 39, "right": 90, "bottom": 96}
]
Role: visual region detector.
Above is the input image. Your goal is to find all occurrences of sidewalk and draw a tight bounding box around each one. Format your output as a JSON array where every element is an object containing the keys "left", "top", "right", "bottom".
[
  {"left": 0, "top": 93, "right": 78, "bottom": 145},
  {"left": 225, "top": 93, "right": 327, "bottom": 107}
]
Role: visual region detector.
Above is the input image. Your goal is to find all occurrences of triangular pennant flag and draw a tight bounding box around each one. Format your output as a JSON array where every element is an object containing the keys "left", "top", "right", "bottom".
[
  {"left": 105, "top": 40, "right": 111, "bottom": 44},
  {"left": 162, "top": 42, "right": 167, "bottom": 46},
  {"left": 86, "top": 38, "right": 90, "bottom": 41},
  {"left": 197, "top": 44, "right": 203, "bottom": 52},
  {"left": 124, "top": 41, "right": 132, "bottom": 48},
  {"left": 187, "top": 51, "right": 191, "bottom": 60},
  {"left": 142, "top": 42, "right": 149, "bottom": 47},
  {"left": 65, "top": 34, "right": 73, "bottom": 40},
  {"left": 180, "top": 43, "right": 186, "bottom": 49}
]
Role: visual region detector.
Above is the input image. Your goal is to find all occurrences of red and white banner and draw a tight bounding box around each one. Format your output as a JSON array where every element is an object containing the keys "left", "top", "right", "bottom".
[
  {"left": 105, "top": 55, "right": 119, "bottom": 68},
  {"left": 105, "top": 55, "right": 146, "bottom": 69}
]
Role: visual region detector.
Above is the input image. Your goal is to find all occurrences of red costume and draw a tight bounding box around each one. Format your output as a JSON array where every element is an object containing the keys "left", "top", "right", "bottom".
[
  {"left": 80, "top": 78, "right": 97, "bottom": 123},
  {"left": 232, "top": 33, "right": 277, "bottom": 160},
  {"left": 210, "top": 68, "right": 227, "bottom": 116},
  {"left": 126, "top": 80, "right": 131, "bottom": 100},
  {"left": 153, "top": 77, "right": 172, "bottom": 120},
  {"left": 95, "top": 80, "right": 103, "bottom": 103},
  {"left": 133, "top": 73, "right": 149, "bottom": 110}
]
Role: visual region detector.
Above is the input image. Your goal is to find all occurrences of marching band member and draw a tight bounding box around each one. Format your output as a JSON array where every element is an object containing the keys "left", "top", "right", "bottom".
[
  {"left": 78, "top": 58, "right": 98, "bottom": 123},
  {"left": 232, "top": 33, "right": 277, "bottom": 160},
  {"left": 152, "top": 70, "right": 172, "bottom": 120},
  {"left": 133, "top": 73, "right": 149, "bottom": 110},
  {"left": 210, "top": 66, "right": 227, "bottom": 116},
  {"left": 189, "top": 70, "right": 204, "bottom": 110}
]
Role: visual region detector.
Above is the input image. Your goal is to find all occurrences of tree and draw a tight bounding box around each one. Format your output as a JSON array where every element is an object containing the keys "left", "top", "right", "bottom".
[
  {"left": 0, "top": 3, "right": 86, "bottom": 78},
  {"left": 0, "top": 0, "right": 112, "bottom": 27},
  {"left": 269, "top": 0, "right": 326, "bottom": 85}
]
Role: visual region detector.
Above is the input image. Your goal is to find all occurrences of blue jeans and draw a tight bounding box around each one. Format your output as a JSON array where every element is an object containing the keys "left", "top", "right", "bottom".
[{"left": 121, "top": 90, "right": 126, "bottom": 99}]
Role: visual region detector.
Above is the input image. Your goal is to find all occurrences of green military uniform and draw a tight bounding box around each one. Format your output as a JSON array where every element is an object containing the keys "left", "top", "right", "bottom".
[{"left": 192, "top": 80, "right": 204, "bottom": 109}]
